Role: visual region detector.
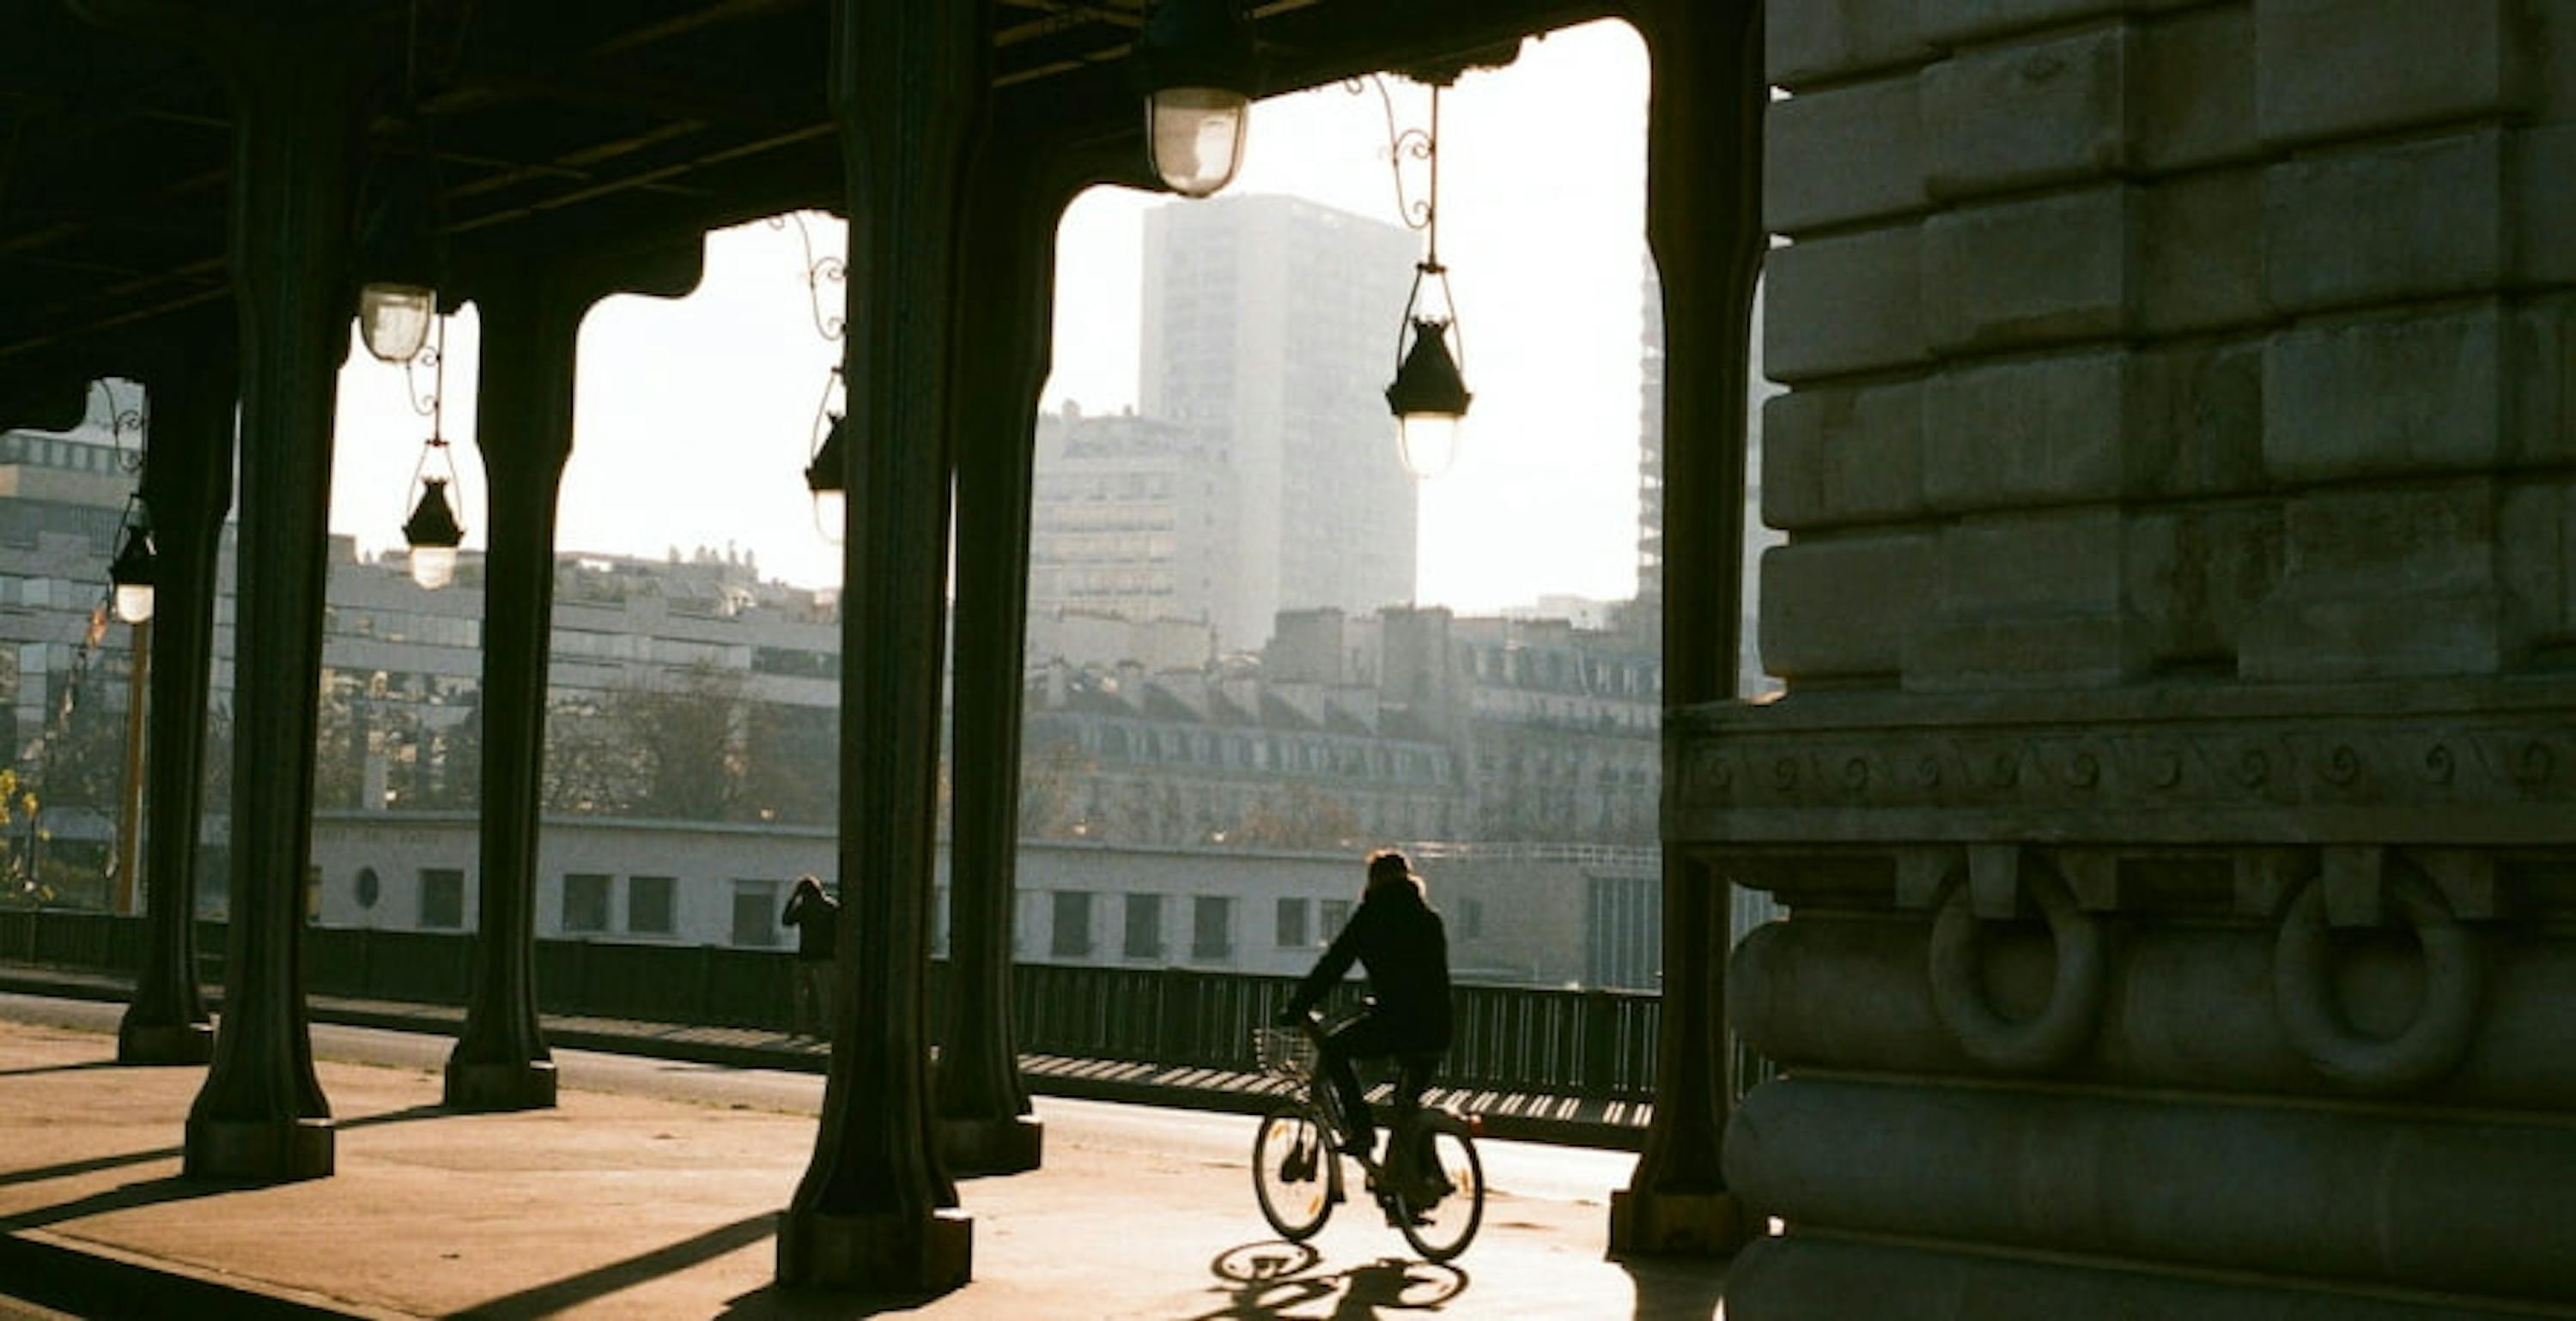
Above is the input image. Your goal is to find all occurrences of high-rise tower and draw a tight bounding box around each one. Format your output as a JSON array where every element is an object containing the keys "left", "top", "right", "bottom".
[{"left": 1140, "top": 194, "right": 1423, "bottom": 653}]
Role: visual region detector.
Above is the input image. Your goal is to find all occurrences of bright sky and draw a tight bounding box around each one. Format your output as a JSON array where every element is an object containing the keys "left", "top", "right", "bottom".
[{"left": 325, "top": 19, "right": 1653, "bottom": 615}]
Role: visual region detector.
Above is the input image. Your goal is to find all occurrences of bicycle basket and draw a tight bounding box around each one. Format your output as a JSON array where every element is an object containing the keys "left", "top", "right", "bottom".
[{"left": 1254, "top": 1026, "right": 1317, "bottom": 1082}]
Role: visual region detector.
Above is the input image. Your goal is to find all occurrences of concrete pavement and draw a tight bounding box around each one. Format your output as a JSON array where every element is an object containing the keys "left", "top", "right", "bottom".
[{"left": 0, "top": 1004, "right": 1729, "bottom": 1318}]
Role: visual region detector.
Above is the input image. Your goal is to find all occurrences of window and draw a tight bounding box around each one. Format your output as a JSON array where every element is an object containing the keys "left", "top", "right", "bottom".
[
  {"left": 1462, "top": 899, "right": 1485, "bottom": 941},
  {"left": 420, "top": 868, "right": 465, "bottom": 930},
  {"left": 1193, "top": 896, "right": 1232, "bottom": 962},
  {"left": 1051, "top": 890, "right": 1093, "bottom": 958},
  {"left": 629, "top": 876, "right": 676, "bottom": 936},
  {"left": 562, "top": 873, "right": 611, "bottom": 934},
  {"left": 1276, "top": 897, "right": 1308, "bottom": 948},
  {"left": 1321, "top": 900, "right": 1352, "bottom": 938},
  {"left": 732, "top": 880, "right": 781, "bottom": 947},
  {"left": 1124, "top": 893, "right": 1163, "bottom": 960}
]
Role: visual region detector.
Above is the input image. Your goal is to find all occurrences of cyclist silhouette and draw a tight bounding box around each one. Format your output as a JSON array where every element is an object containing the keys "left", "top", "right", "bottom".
[{"left": 1277, "top": 848, "right": 1454, "bottom": 1158}]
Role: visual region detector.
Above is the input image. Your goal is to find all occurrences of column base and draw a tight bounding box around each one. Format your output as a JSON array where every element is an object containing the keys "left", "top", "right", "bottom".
[
  {"left": 937, "top": 1114, "right": 1042, "bottom": 1177},
  {"left": 183, "top": 1117, "right": 334, "bottom": 1183},
  {"left": 117, "top": 1020, "right": 214, "bottom": 1066},
  {"left": 1607, "top": 1187, "right": 1756, "bottom": 1260},
  {"left": 777, "top": 1207, "right": 972, "bottom": 1294},
  {"left": 443, "top": 1057, "right": 560, "bottom": 1112}
]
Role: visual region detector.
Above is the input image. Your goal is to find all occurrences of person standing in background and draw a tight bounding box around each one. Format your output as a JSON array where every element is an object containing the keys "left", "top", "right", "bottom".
[{"left": 781, "top": 875, "right": 840, "bottom": 1039}]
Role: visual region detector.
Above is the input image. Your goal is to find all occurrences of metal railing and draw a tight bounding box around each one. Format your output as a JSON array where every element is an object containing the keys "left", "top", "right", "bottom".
[{"left": 0, "top": 906, "right": 1773, "bottom": 1105}]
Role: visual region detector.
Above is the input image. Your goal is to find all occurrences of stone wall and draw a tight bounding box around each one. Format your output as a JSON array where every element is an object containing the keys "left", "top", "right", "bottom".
[{"left": 1696, "top": 1, "right": 2576, "bottom": 1315}]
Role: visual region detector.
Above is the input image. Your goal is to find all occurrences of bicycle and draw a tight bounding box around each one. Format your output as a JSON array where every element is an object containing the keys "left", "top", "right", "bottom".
[{"left": 1248, "top": 1011, "right": 1486, "bottom": 1263}]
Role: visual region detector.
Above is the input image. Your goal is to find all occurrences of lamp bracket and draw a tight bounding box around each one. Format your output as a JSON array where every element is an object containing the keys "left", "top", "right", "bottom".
[{"left": 770, "top": 210, "right": 846, "bottom": 342}]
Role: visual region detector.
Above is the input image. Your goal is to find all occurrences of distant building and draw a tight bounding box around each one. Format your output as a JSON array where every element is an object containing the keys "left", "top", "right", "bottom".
[
  {"left": 1139, "top": 194, "right": 1423, "bottom": 652},
  {"left": 1026, "top": 404, "right": 1232, "bottom": 647}
]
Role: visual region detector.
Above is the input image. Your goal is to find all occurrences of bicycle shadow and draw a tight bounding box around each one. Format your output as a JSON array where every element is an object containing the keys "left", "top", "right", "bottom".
[{"left": 1183, "top": 1241, "right": 1470, "bottom": 1321}]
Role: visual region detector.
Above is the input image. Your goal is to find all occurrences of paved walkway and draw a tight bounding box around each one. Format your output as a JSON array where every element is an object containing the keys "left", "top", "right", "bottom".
[
  {"left": 0, "top": 1009, "right": 1729, "bottom": 1318},
  {"left": 0, "top": 967, "right": 1645, "bottom": 1151}
]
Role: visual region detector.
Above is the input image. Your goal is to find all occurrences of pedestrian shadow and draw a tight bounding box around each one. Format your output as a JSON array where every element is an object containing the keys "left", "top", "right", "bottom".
[
  {"left": 1182, "top": 1241, "right": 1469, "bottom": 1320},
  {"left": 452, "top": 1211, "right": 781, "bottom": 1319}
]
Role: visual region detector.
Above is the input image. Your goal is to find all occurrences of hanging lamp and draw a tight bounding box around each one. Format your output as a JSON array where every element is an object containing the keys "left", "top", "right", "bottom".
[
  {"left": 399, "top": 316, "right": 466, "bottom": 590},
  {"left": 107, "top": 523, "right": 156, "bottom": 624},
  {"left": 1135, "top": 0, "right": 1259, "bottom": 198},
  {"left": 1378, "top": 80, "right": 1472, "bottom": 477}
]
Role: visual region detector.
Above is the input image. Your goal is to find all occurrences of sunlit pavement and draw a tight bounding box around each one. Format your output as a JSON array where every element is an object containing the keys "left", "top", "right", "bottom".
[{"left": 0, "top": 997, "right": 1727, "bottom": 1318}]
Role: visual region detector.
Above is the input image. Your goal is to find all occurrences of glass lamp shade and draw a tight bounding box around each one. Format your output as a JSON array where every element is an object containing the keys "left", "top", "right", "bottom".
[
  {"left": 107, "top": 525, "right": 156, "bottom": 623},
  {"left": 1395, "top": 413, "right": 1462, "bottom": 481},
  {"left": 359, "top": 283, "right": 435, "bottom": 364},
  {"left": 408, "top": 545, "right": 459, "bottom": 591},
  {"left": 1149, "top": 87, "right": 1249, "bottom": 198},
  {"left": 113, "top": 582, "right": 156, "bottom": 626},
  {"left": 811, "top": 489, "right": 847, "bottom": 543}
]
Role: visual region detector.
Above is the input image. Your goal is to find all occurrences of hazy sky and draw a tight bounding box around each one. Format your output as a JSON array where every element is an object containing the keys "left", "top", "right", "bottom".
[{"left": 324, "top": 18, "right": 1653, "bottom": 615}]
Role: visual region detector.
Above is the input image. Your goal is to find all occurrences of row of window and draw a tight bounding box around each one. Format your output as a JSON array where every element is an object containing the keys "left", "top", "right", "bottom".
[
  {"left": 1081, "top": 722, "right": 1447, "bottom": 784},
  {"left": 1043, "top": 891, "right": 1346, "bottom": 962}
]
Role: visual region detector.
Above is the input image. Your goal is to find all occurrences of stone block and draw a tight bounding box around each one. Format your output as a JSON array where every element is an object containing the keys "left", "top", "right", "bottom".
[
  {"left": 1759, "top": 533, "right": 1938, "bottom": 682},
  {"left": 2124, "top": 503, "right": 2284, "bottom": 671},
  {"left": 1906, "top": 509, "right": 2145, "bottom": 688},
  {"left": 1916, "top": 0, "right": 2132, "bottom": 47},
  {"left": 2516, "top": 124, "right": 2576, "bottom": 286},
  {"left": 1922, "top": 351, "right": 2140, "bottom": 512},
  {"left": 1923, "top": 185, "right": 2136, "bottom": 354},
  {"left": 2262, "top": 307, "right": 2505, "bottom": 482},
  {"left": 1761, "top": 381, "right": 1927, "bottom": 530},
  {"left": 2240, "top": 589, "right": 2506, "bottom": 681},
  {"left": 2242, "top": 482, "right": 2507, "bottom": 680},
  {"left": 2138, "top": 168, "right": 2263, "bottom": 336},
  {"left": 1766, "top": 75, "right": 1926, "bottom": 234},
  {"left": 2277, "top": 481, "right": 2500, "bottom": 597},
  {"left": 1923, "top": 22, "right": 2136, "bottom": 200},
  {"left": 1766, "top": 227, "right": 1929, "bottom": 382},
  {"left": 2540, "top": 0, "right": 2576, "bottom": 124},
  {"left": 2497, "top": 478, "right": 2576, "bottom": 646},
  {"left": 1771, "top": 0, "right": 1933, "bottom": 90},
  {"left": 2129, "top": 338, "right": 2266, "bottom": 499},
  {"left": 2508, "top": 300, "right": 2576, "bottom": 465},
  {"left": 2136, "top": 5, "right": 2258, "bottom": 171},
  {"left": 2254, "top": 0, "right": 2527, "bottom": 148},
  {"left": 2262, "top": 130, "right": 2507, "bottom": 315}
]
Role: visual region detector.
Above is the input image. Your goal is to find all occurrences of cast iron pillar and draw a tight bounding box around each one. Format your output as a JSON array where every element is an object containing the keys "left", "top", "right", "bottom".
[
  {"left": 934, "top": 140, "right": 1101, "bottom": 1179},
  {"left": 118, "top": 321, "right": 238, "bottom": 1067},
  {"left": 182, "top": 30, "right": 367, "bottom": 1182},
  {"left": 1608, "top": 0, "right": 1765, "bottom": 1258},
  {"left": 443, "top": 245, "right": 704, "bottom": 1113},
  {"left": 779, "top": 0, "right": 993, "bottom": 1292}
]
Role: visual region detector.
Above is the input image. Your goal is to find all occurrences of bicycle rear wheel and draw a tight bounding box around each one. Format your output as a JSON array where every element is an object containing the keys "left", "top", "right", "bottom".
[
  {"left": 1394, "top": 1117, "right": 1484, "bottom": 1262},
  {"left": 1252, "top": 1103, "right": 1336, "bottom": 1241}
]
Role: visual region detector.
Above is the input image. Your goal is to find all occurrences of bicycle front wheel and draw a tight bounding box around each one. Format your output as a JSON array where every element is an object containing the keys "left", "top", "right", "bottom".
[
  {"left": 1252, "top": 1104, "right": 1336, "bottom": 1241},
  {"left": 1394, "top": 1117, "right": 1484, "bottom": 1262}
]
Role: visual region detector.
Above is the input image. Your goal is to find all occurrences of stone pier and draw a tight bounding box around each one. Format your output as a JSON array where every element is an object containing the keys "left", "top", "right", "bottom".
[{"left": 1703, "top": 1, "right": 2576, "bottom": 1315}]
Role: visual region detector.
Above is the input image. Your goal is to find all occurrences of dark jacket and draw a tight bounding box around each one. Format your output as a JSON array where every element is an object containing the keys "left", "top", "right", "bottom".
[
  {"left": 781, "top": 888, "right": 838, "bottom": 961},
  {"left": 1289, "top": 879, "right": 1452, "bottom": 1051}
]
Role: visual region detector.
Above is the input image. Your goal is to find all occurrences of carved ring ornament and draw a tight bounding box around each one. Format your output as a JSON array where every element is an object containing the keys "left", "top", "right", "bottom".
[
  {"left": 2271, "top": 871, "right": 2482, "bottom": 1092},
  {"left": 1927, "top": 865, "right": 2106, "bottom": 1071}
]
